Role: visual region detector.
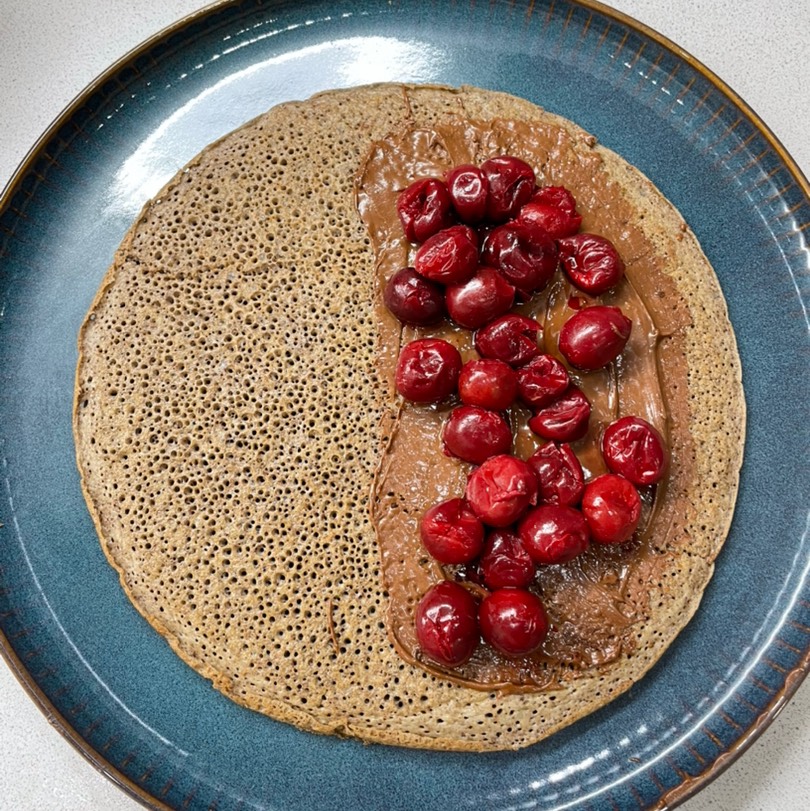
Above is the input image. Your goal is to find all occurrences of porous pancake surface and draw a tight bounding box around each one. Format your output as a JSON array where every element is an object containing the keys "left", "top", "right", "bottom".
[{"left": 74, "top": 84, "right": 744, "bottom": 750}]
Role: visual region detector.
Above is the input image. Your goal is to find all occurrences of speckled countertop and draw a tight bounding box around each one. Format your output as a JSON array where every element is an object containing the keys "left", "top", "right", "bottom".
[{"left": 1, "top": 1, "right": 808, "bottom": 808}]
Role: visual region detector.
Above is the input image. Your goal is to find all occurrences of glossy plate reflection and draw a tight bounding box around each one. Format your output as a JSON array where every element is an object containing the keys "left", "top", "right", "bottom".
[
  {"left": 108, "top": 33, "right": 447, "bottom": 217},
  {"left": 0, "top": 1, "right": 808, "bottom": 810}
]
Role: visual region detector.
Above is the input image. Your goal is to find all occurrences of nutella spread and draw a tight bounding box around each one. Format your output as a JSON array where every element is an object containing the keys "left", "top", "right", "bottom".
[{"left": 358, "top": 118, "right": 694, "bottom": 690}]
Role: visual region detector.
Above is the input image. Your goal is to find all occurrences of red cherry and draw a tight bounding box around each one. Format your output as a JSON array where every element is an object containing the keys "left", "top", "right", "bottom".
[
  {"left": 479, "top": 588, "right": 548, "bottom": 656},
  {"left": 479, "top": 530, "right": 536, "bottom": 589},
  {"left": 581, "top": 473, "right": 641, "bottom": 544},
  {"left": 415, "top": 581, "right": 479, "bottom": 667},
  {"left": 602, "top": 416, "right": 668, "bottom": 485},
  {"left": 458, "top": 359, "right": 518, "bottom": 411},
  {"left": 395, "top": 338, "right": 462, "bottom": 403},
  {"left": 420, "top": 498, "right": 485, "bottom": 565},
  {"left": 445, "top": 266, "right": 515, "bottom": 330},
  {"left": 481, "top": 221, "right": 559, "bottom": 294},
  {"left": 383, "top": 267, "right": 445, "bottom": 326},
  {"left": 519, "top": 186, "right": 582, "bottom": 239},
  {"left": 414, "top": 225, "right": 478, "bottom": 285},
  {"left": 465, "top": 454, "right": 538, "bottom": 528},
  {"left": 446, "top": 164, "right": 489, "bottom": 224},
  {"left": 528, "top": 385, "right": 591, "bottom": 442},
  {"left": 518, "top": 504, "right": 590, "bottom": 565},
  {"left": 474, "top": 314, "right": 542, "bottom": 368},
  {"left": 397, "top": 178, "right": 454, "bottom": 243},
  {"left": 442, "top": 405, "right": 513, "bottom": 464},
  {"left": 531, "top": 185, "right": 579, "bottom": 216},
  {"left": 516, "top": 354, "right": 570, "bottom": 409},
  {"left": 558, "top": 233, "right": 625, "bottom": 295},
  {"left": 528, "top": 442, "right": 585, "bottom": 506},
  {"left": 558, "top": 306, "right": 632, "bottom": 371},
  {"left": 481, "top": 156, "right": 536, "bottom": 222},
  {"left": 519, "top": 201, "right": 582, "bottom": 239}
]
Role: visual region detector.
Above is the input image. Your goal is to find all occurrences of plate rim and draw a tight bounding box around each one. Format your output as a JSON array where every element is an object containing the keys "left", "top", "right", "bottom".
[{"left": 0, "top": 1, "right": 808, "bottom": 809}]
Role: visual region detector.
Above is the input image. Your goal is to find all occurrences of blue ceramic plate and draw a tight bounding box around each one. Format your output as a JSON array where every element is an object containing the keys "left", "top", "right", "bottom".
[{"left": 1, "top": 1, "right": 808, "bottom": 809}]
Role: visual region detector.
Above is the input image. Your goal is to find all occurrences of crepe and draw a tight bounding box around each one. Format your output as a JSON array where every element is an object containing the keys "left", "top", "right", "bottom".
[{"left": 74, "top": 84, "right": 744, "bottom": 751}]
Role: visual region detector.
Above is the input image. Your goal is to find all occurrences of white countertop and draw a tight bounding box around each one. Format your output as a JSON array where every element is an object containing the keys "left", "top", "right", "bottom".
[{"left": 1, "top": 1, "right": 808, "bottom": 808}]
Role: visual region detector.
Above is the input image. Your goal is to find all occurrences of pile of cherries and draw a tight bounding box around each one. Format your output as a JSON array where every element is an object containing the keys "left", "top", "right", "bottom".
[{"left": 388, "top": 155, "right": 668, "bottom": 670}]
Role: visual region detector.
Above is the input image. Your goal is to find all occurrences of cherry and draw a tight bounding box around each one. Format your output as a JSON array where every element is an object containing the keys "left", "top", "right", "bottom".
[
  {"left": 465, "top": 454, "right": 538, "bottom": 528},
  {"left": 442, "top": 405, "right": 513, "bottom": 464},
  {"left": 445, "top": 266, "right": 515, "bottom": 330},
  {"left": 414, "top": 225, "right": 478, "bottom": 285},
  {"left": 479, "top": 588, "right": 548, "bottom": 656},
  {"left": 420, "top": 498, "right": 485, "bottom": 565},
  {"left": 474, "top": 314, "right": 541, "bottom": 367},
  {"left": 528, "top": 385, "right": 591, "bottom": 442},
  {"left": 481, "top": 156, "right": 536, "bottom": 222},
  {"left": 558, "top": 233, "right": 625, "bottom": 295},
  {"left": 446, "top": 164, "right": 489, "bottom": 224},
  {"left": 602, "top": 416, "right": 668, "bottom": 485},
  {"left": 383, "top": 267, "right": 445, "bottom": 326},
  {"left": 481, "top": 221, "right": 558, "bottom": 294},
  {"left": 395, "top": 338, "right": 462, "bottom": 403},
  {"left": 519, "top": 186, "right": 582, "bottom": 239},
  {"left": 528, "top": 442, "right": 585, "bottom": 506},
  {"left": 532, "top": 185, "right": 579, "bottom": 216},
  {"left": 458, "top": 359, "right": 518, "bottom": 411},
  {"left": 519, "top": 202, "right": 581, "bottom": 240},
  {"left": 518, "top": 504, "right": 590, "bottom": 565},
  {"left": 479, "top": 530, "right": 536, "bottom": 589},
  {"left": 397, "top": 178, "right": 454, "bottom": 243},
  {"left": 516, "top": 354, "right": 570, "bottom": 409},
  {"left": 415, "top": 581, "right": 480, "bottom": 667},
  {"left": 581, "top": 473, "right": 641, "bottom": 544},
  {"left": 558, "top": 305, "right": 632, "bottom": 371}
]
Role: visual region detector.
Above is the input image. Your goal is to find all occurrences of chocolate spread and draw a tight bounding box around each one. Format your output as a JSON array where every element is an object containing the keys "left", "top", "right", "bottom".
[{"left": 357, "top": 118, "right": 693, "bottom": 691}]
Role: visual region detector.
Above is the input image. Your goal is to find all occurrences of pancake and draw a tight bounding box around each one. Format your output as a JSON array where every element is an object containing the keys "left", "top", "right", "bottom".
[{"left": 74, "top": 84, "right": 744, "bottom": 751}]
